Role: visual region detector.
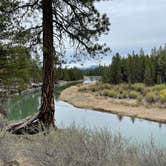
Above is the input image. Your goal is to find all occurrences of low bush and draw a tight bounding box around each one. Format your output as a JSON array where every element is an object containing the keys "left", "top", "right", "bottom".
[
  {"left": 96, "top": 83, "right": 111, "bottom": 90},
  {"left": 117, "top": 86, "right": 124, "bottom": 94},
  {"left": 118, "top": 83, "right": 130, "bottom": 90},
  {"left": 102, "top": 89, "right": 117, "bottom": 98},
  {"left": 160, "top": 95, "right": 166, "bottom": 104},
  {"left": 137, "top": 95, "right": 143, "bottom": 102},
  {"left": 154, "top": 84, "right": 166, "bottom": 91},
  {"left": 129, "top": 91, "right": 139, "bottom": 99},
  {"left": 88, "top": 85, "right": 97, "bottom": 92},
  {"left": 80, "top": 83, "right": 166, "bottom": 106},
  {"left": 145, "top": 92, "right": 158, "bottom": 103},
  {"left": 118, "top": 91, "right": 128, "bottom": 99},
  {"left": 160, "top": 89, "right": 166, "bottom": 104},
  {"left": 131, "top": 83, "right": 145, "bottom": 92},
  {"left": 79, "top": 87, "right": 87, "bottom": 92}
]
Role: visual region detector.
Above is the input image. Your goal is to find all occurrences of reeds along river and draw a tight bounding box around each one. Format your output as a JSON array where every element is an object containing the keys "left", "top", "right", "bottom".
[{"left": 6, "top": 88, "right": 166, "bottom": 148}]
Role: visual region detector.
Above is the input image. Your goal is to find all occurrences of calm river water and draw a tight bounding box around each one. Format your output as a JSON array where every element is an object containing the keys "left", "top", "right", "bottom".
[{"left": 6, "top": 90, "right": 166, "bottom": 147}]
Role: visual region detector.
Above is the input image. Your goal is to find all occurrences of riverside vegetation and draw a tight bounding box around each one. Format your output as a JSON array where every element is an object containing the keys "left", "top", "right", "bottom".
[
  {"left": 0, "top": 126, "right": 166, "bottom": 166},
  {"left": 0, "top": 44, "right": 166, "bottom": 164},
  {"left": 1, "top": 44, "right": 166, "bottom": 96},
  {"left": 1, "top": 1, "right": 166, "bottom": 165},
  {"left": 1, "top": 83, "right": 166, "bottom": 165},
  {"left": 79, "top": 83, "right": 166, "bottom": 108}
]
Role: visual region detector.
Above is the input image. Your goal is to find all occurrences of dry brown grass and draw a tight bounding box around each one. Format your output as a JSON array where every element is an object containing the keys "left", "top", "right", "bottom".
[{"left": 0, "top": 125, "right": 166, "bottom": 166}]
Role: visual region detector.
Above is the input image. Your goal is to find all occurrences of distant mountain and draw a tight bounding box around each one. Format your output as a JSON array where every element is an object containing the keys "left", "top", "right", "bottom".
[{"left": 79, "top": 65, "right": 98, "bottom": 70}]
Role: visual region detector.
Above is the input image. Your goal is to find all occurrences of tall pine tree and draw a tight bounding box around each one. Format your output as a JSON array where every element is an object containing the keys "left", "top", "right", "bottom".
[{"left": 3, "top": 0, "right": 110, "bottom": 130}]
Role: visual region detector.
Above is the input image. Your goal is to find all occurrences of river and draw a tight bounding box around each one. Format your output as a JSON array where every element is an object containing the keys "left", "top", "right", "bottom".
[{"left": 6, "top": 87, "right": 166, "bottom": 147}]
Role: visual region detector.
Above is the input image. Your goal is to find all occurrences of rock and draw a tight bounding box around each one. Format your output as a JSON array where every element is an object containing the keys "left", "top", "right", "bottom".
[
  {"left": 31, "top": 82, "right": 42, "bottom": 88},
  {"left": 9, "top": 89, "right": 19, "bottom": 94}
]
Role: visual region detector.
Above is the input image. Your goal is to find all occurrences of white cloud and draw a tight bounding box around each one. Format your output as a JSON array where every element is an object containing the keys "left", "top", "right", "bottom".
[
  {"left": 69, "top": 0, "right": 166, "bottom": 67},
  {"left": 96, "top": 0, "right": 166, "bottom": 55}
]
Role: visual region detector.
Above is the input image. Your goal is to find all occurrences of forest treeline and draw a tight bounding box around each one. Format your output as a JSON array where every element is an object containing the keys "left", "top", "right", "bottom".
[
  {"left": 84, "top": 46, "right": 166, "bottom": 85},
  {"left": 1, "top": 44, "right": 166, "bottom": 88}
]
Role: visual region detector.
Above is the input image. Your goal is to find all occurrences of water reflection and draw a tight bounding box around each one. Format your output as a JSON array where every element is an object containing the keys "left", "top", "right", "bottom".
[
  {"left": 7, "top": 91, "right": 166, "bottom": 147},
  {"left": 159, "top": 123, "right": 162, "bottom": 128},
  {"left": 130, "top": 117, "right": 135, "bottom": 124},
  {"left": 117, "top": 115, "right": 123, "bottom": 122},
  {"left": 7, "top": 92, "right": 40, "bottom": 121}
]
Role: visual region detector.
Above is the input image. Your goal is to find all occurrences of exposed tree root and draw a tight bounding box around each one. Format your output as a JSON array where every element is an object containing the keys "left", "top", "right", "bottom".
[{"left": 6, "top": 112, "right": 45, "bottom": 134}]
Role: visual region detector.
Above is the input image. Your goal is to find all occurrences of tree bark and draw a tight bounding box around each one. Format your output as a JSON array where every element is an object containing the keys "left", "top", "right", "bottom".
[
  {"left": 6, "top": 0, "right": 55, "bottom": 134},
  {"left": 39, "top": 0, "right": 55, "bottom": 129}
]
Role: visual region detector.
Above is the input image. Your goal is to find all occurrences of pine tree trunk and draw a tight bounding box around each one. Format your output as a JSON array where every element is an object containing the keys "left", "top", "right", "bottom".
[
  {"left": 6, "top": 0, "right": 55, "bottom": 134},
  {"left": 39, "top": 0, "right": 55, "bottom": 129}
]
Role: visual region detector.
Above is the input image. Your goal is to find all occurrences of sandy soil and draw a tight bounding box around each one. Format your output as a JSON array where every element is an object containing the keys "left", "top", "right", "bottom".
[{"left": 60, "top": 85, "right": 166, "bottom": 123}]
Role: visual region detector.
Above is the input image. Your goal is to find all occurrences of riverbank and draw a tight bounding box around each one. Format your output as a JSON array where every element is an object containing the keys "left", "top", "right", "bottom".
[
  {"left": 60, "top": 85, "right": 166, "bottom": 123},
  {"left": 1, "top": 126, "right": 166, "bottom": 166},
  {"left": 1, "top": 80, "right": 83, "bottom": 121}
]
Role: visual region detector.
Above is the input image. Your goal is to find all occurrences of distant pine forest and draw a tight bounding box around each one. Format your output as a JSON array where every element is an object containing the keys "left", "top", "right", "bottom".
[
  {"left": 0, "top": 44, "right": 166, "bottom": 90},
  {"left": 57, "top": 45, "right": 166, "bottom": 86}
]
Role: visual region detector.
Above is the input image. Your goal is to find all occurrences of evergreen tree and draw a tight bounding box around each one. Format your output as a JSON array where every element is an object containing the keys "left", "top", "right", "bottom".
[
  {"left": 93, "top": 46, "right": 166, "bottom": 85},
  {"left": 110, "top": 53, "right": 122, "bottom": 84},
  {"left": 144, "top": 57, "right": 153, "bottom": 85},
  {"left": 2, "top": 0, "right": 110, "bottom": 129}
]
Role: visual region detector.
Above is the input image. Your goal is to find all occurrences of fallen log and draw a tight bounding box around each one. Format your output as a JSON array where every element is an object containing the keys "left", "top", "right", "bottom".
[{"left": 6, "top": 112, "right": 44, "bottom": 134}]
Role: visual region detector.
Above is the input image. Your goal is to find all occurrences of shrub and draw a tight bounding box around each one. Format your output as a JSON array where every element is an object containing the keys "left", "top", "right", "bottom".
[
  {"left": 160, "top": 89, "right": 166, "bottom": 104},
  {"left": 118, "top": 83, "right": 130, "bottom": 90},
  {"left": 79, "top": 87, "right": 87, "bottom": 92},
  {"left": 160, "top": 95, "right": 166, "bottom": 104},
  {"left": 88, "top": 83, "right": 112, "bottom": 91},
  {"left": 154, "top": 84, "right": 166, "bottom": 91},
  {"left": 137, "top": 95, "right": 143, "bottom": 102},
  {"left": 102, "top": 89, "right": 117, "bottom": 98},
  {"left": 160, "top": 89, "right": 166, "bottom": 95},
  {"left": 102, "top": 89, "right": 109, "bottom": 96},
  {"left": 98, "top": 83, "right": 111, "bottom": 89},
  {"left": 143, "top": 87, "right": 154, "bottom": 96},
  {"left": 129, "top": 91, "right": 139, "bottom": 99},
  {"left": 1, "top": 127, "right": 166, "bottom": 166},
  {"left": 145, "top": 92, "right": 158, "bottom": 103},
  {"left": 118, "top": 91, "right": 128, "bottom": 99},
  {"left": 131, "top": 83, "right": 145, "bottom": 92},
  {"left": 25, "top": 126, "right": 166, "bottom": 166},
  {"left": 86, "top": 84, "right": 98, "bottom": 92},
  {"left": 117, "top": 86, "right": 124, "bottom": 94}
]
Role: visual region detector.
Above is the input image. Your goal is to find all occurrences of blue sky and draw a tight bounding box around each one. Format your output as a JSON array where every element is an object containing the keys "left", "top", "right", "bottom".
[{"left": 70, "top": 0, "right": 166, "bottom": 67}]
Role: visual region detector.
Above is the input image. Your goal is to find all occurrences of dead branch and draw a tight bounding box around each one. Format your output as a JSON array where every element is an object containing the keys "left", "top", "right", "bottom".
[{"left": 6, "top": 112, "right": 44, "bottom": 134}]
